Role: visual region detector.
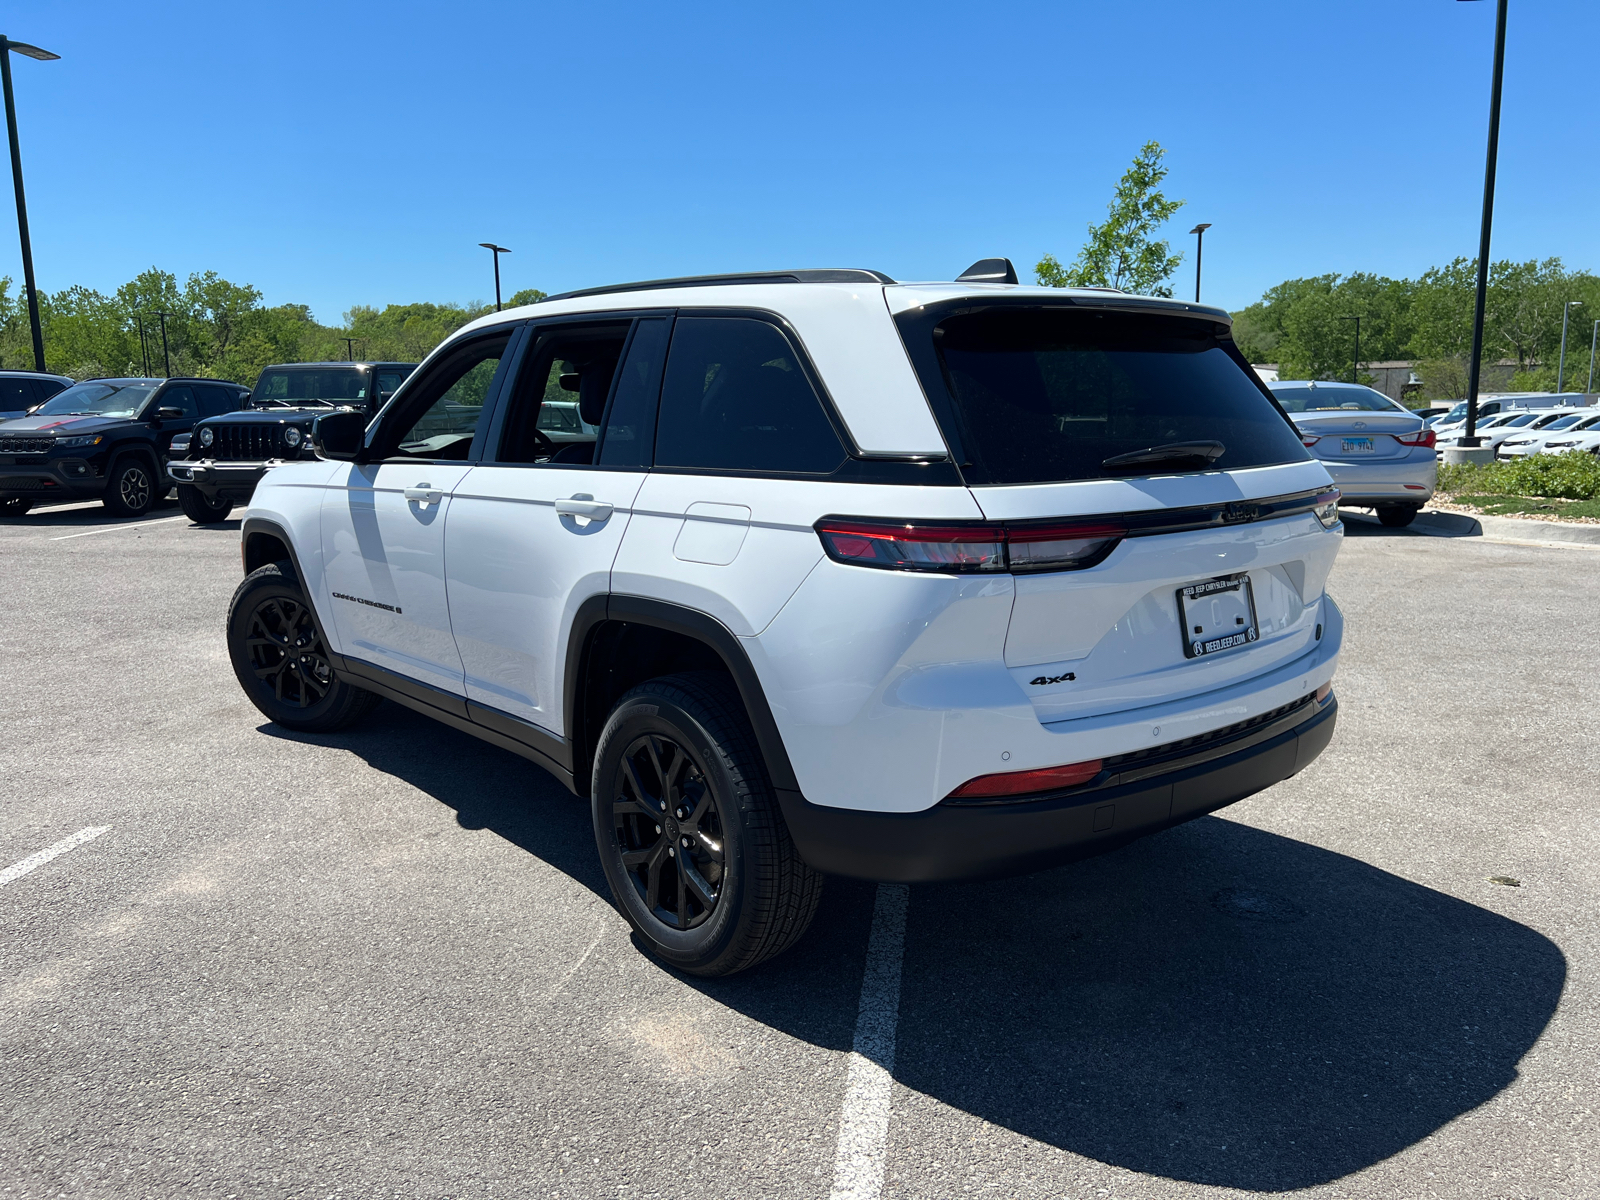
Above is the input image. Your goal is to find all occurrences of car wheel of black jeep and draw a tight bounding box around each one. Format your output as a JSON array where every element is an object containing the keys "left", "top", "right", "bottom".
[
  {"left": 1377, "top": 504, "right": 1420, "bottom": 528},
  {"left": 178, "top": 484, "right": 233, "bottom": 524},
  {"left": 227, "top": 561, "right": 380, "bottom": 732},
  {"left": 102, "top": 456, "right": 156, "bottom": 517},
  {"left": 0, "top": 498, "right": 31, "bottom": 517},
  {"left": 592, "top": 671, "right": 822, "bottom": 977}
]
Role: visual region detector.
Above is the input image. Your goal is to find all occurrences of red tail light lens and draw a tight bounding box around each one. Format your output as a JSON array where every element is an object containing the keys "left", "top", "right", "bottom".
[
  {"left": 1301, "top": 434, "right": 1321, "bottom": 447},
  {"left": 816, "top": 517, "right": 1125, "bottom": 574},
  {"left": 1395, "top": 428, "right": 1437, "bottom": 448},
  {"left": 947, "top": 758, "right": 1104, "bottom": 799}
]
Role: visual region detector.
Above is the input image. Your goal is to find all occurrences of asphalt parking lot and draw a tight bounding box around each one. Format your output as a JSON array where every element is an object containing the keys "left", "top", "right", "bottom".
[{"left": 2, "top": 502, "right": 1596, "bottom": 1200}]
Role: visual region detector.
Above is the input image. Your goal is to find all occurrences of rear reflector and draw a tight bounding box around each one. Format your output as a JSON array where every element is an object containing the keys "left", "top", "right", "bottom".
[
  {"left": 1312, "top": 489, "right": 1341, "bottom": 528},
  {"left": 947, "top": 758, "right": 1104, "bottom": 799},
  {"left": 816, "top": 517, "right": 1125, "bottom": 574},
  {"left": 1395, "top": 428, "right": 1437, "bottom": 448}
]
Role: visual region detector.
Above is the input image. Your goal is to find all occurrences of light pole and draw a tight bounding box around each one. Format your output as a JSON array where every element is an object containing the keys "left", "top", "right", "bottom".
[
  {"left": 342, "top": 336, "right": 357, "bottom": 362},
  {"left": 0, "top": 35, "right": 58, "bottom": 373},
  {"left": 478, "top": 242, "right": 511, "bottom": 311},
  {"left": 1459, "top": 0, "right": 1508, "bottom": 449},
  {"left": 1339, "top": 315, "right": 1362, "bottom": 384},
  {"left": 1556, "top": 300, "right": 1582, "bottom": 393},
  {"left": 152, "top": 310, "right": 172, "bottom": 377},
  {"left": 1588, "top": 319, "right": 1599, "bottom": 394},
  {"left": 135, "top": 311, "right": 150, "bottom": 376},
  {"left": 1189, "top": 223, "right": 1211, "bottom": 303}
]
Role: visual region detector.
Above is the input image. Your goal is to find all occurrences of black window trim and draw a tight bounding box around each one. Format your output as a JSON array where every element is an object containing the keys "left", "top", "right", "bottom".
[{"left": 365, "top": 323, "right": 525, "bottom": 464}]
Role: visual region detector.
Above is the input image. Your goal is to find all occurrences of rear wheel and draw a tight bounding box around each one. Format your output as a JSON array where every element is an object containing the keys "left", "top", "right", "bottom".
[
  {"left": 178, "top": 484, "right": 233, "bottom": 524},
  {"left": 102, "top": 456, "right": 156, "bottom": 518},
  {"left": 227, "top": 561, "right": 380, "bottom": 732},
  {"left": 591, "top": 672, "right": 822, "bottom": 976},
  {"left": 1377, "top": 504, "right": 1420, "bottom": 528},
  {"left": 0, "top": 498, "right": 31, "bottom": 517}
]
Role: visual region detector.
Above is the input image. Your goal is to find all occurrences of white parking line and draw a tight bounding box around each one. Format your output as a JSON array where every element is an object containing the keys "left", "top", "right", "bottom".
[
  {"left": 51, "top": 516, "right": 186, "bottom": 541},
  {"left": 0, "top": 826, "right": 110, "bottom": 887},
  {"left": 829, "top": 883, "right": 910, "bottom": 1200}
]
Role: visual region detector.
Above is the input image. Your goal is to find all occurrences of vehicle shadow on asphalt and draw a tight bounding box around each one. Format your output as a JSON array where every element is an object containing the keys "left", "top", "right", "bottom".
[{"left": 274, "top": 702, "right": 1565, "bottom": 1194}]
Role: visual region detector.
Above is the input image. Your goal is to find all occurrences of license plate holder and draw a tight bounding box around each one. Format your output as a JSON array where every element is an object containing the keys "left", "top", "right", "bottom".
[
  {"left": 1340, "top": 437, "right": 1375, "bottom": 454},
  {"left": 1178, "top": 573, "right": 1259, "bottom": 660}
]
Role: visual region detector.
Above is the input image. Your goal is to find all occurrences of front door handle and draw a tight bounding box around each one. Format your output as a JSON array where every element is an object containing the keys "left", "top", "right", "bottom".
[
  {"left": 554, "top": 494, "right": 613, "bottom": 521},
  {"left": 404, "top": 484, "right": 444, "bottom": 506}
]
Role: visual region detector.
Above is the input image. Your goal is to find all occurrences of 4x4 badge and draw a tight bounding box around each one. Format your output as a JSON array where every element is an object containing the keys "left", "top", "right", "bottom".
[{"left": 1028, "top": 671, "right": 1076, "bottom": 686}]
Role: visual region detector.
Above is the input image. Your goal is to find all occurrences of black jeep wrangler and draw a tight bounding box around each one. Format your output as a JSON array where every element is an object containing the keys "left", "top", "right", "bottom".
[
  {"left": 170, "top": 362, "right": 416, "bottom": 523},
  {"left": 0, "top": 377, "right": 250, "bottom": 517}
]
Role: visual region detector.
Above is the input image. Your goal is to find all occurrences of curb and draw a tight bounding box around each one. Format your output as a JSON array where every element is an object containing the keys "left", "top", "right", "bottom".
[{"left": 1345, "top": 508, "right": 1600, "bottom": 548}]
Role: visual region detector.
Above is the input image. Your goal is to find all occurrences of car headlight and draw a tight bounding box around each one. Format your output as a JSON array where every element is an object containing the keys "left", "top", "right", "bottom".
[
  {"left": 198, "top": 427, "right": 214, "bottom": 448},
  {"left": 53, "top": 433, "right": 103, "bottom": 449},
  {"left": 1546, "top": 440, "right": 1576, "bottom": 448},
  {"left": 1313, "top": 488, "right": 1342, "bottom": 529},
  {"left": 282, "top": 426, "right": 303, "bottom": 448}
]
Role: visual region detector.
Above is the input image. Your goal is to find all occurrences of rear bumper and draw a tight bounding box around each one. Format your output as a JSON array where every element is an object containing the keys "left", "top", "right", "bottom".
[
  {"left": 1321, "top": 456, "right": 1436, "bottom": 504},
  {"left": 169, "top": 459, "right": 272, "bottom": 499},
  {"left": 778, "top": 694, "right": 1337, "bottom": 882}
]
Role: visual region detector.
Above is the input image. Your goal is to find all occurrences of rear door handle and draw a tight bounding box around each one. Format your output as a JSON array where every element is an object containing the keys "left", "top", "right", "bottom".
[
  {"left": 554, "top": 494, "right": 613, "bottom": 521},
  {"left": 404, "top": 484, "right": 444, "bottom": 505}
]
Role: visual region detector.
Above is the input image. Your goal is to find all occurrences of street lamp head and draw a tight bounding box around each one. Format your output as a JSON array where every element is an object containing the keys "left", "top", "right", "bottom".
[
  {"left": 1190, "top": 223, "right": 1212, "bottom": 235},
  {"left": 479, "top": 242, "right": 511, "bottom": 254},
  {"left": 3, "top": 41, "right": 60, "bottom": 62}
]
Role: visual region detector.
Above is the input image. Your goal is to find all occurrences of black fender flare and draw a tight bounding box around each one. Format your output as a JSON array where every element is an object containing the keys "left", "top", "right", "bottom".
[{"left": 565, "top": 594, "right": 801, "bottom": 800}]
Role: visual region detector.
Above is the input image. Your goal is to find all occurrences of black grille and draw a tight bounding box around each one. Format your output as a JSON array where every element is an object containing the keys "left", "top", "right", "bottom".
[
  {"left": 0, "top": 477, "right": 54, "bottom": 491},
  {"left": 1102, "top": 693, "right": 1317, "bottom": 772},
  {"left": 211, "top": 424, "right": 283, "bottom": 460},
  {"left": 0, "top": 436, "right": 53, "bottom": 454}
]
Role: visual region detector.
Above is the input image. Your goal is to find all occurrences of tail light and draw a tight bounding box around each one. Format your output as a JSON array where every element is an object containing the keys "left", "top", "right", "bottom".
[
  {"left": 947, "top": 758, "right": 1104, "bottom": 799},
  {"left": 816, "top": 517, "right": 1125, "bottom": 574},
  {"left": 1312, "top": 489, "right": 1341, "bottom": 529},
  {"left": 1395, "top": 428, "right": 1436, "bottom": 448},
  {"left": 1301, "top": 434, "right": 1321, "bottom": 447}
]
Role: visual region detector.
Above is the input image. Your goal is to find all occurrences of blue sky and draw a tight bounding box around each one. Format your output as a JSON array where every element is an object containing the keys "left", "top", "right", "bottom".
[{"left": 9, "top": 0, "right": 1599, "bottom": 323}]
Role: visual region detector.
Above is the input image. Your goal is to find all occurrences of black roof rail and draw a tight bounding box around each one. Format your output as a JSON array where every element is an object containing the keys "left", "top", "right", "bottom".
[{"left": 539, "top": 268, "right": 895, "bottom": 304}]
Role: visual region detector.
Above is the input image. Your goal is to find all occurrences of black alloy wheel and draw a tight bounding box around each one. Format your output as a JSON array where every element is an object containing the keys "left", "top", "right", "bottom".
[
  {"left": 613, "top": 733, "right": 726, "bottom": 931},
  {"left": 592, "top": 672, "right": 822, "bottom": 976},
  {"left": 226, "top": 561, "right": 380, "bottom": 732},
  {"left": 246, "top": 594, "right": 333, "bottom": 708},
  {"left": 103, "top": 457, "right": 155, "bottom": 517}
]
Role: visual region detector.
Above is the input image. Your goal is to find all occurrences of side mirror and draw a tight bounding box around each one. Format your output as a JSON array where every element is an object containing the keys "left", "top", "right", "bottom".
[
  {"left": 312, "top": 410, "right": 368, "bottom": 461},
  {"left": 156, "top": 406, "right": 185, "bottom": 420}
]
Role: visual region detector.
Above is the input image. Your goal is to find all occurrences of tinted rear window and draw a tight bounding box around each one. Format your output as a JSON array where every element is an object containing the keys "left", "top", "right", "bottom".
[
  {"left": 1271, "top": 385, "right": 1401, "bottom": 412},
  {"left": 898, "top": 305, "right": 1309, "bottom": 486}
]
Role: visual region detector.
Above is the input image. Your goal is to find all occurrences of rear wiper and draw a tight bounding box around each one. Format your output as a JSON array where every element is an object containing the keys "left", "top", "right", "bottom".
[{"left": 1102, "top": 440, "right": 1226, "bottom": 470}]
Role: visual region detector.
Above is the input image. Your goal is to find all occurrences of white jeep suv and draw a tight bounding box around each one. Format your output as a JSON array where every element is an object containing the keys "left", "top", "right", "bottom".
[{"left": 227, "top": 263, "right": 1344, "bottom": 976}]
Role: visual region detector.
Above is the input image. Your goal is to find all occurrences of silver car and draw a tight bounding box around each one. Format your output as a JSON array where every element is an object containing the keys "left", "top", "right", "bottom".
[{"left": 1269, "top": 381, "right": 1435, "bottom": 527}]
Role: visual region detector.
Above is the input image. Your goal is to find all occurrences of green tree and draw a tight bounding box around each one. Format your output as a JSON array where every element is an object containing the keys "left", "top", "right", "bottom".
[
  {"left": 1036, "top": 141, "right": 1186, "bottom": 296},
  {"left": 508, "top": 287, "right": 547, "bottom": 307}
]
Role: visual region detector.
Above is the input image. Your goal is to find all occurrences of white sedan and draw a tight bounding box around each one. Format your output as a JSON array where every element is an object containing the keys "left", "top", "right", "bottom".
[
  {"left": 1498, "top": 411, "right": 1600, "bottom": 459},
  {"left": 1438, "top": 409, "right": 1573, "bottom": 458}
]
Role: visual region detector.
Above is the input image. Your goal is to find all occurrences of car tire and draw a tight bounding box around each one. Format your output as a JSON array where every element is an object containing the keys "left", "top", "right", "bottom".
[
  {"left": 591, "top": 671, "right": 823, "bottom": 977},
  {"left": 178, "top": 484, "right": 234, "bottom": 524},
  {"left": 227, "top": 561, "right": 380, "bottom": 732},
  {"left": 1377, "top": 504, "right": 1420, "bottom": 528},
  {"left": 0, "top": 498, "right": 31, "bottom": 517},
  {"left": 102, "top": 454, "right": 157, "bottom": 518}
]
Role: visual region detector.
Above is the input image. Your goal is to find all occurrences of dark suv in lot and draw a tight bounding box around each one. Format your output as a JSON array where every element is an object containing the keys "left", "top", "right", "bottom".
[
  {"left": 0, "top": 377, "right": 249, "bottom": 517},
  {"left": 170, "top": 362, "right": 416, "bottom": 523}
]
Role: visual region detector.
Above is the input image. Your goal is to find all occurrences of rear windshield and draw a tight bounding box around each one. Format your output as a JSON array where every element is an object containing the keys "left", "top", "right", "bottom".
[
  {"left": 897, "top": 304, "right": 1308, "bottom": 486},
  {"left": 1270, "top": 385, "right": 1401, "bottom": 413},
  {"left": 253, "top": 369, "right": 367, "bottom": 404}
]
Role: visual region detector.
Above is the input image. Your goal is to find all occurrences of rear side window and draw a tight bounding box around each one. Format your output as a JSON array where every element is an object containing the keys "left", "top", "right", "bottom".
[
  {"left": 898, "top": 305, "right": 1309, "bottom": 486},
  {"left": 195, "top": 384, "right": 242, "bottom": 417},
  {"left": 0, "top": 377, "right": 34, "bottom": 409},
  {"left": 655, "top": 317, "right": 845, "bottom": 475}
]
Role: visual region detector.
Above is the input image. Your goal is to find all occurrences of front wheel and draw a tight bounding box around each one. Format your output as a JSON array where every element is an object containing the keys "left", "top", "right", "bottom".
[
  {"left": 226, "top": 561, "right": 380, "bottom": 732},
  {"left": 591, "top": 672, "right": 822, "bottom": 976},
  {"left": 1377, "top": 504, "right": 1420, "bottom": 528},
  {"left": 178, "top": 484, "right": 233, "bottom": 524},
  {"left": 102, "top": 456, "right": 156, "bottom": 518}
]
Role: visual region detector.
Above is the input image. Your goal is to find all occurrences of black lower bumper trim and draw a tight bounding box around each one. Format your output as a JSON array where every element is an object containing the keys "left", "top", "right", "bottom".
[{"left": 776, "top": 697, "right": 1338, "bottom": 883}]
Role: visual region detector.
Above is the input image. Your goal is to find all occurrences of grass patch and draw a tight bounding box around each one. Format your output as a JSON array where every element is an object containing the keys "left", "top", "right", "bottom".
[
  {"left": 1438, "top": 450, "right": 1600, "bottom": 501},
  {"left": 1451, "top": 493, "right": 1600, "bottom": 519}
]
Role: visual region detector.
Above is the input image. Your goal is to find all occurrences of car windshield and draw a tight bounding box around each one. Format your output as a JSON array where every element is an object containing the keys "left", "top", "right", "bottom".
[
  {"left": 896, "top": 305, "right": 1308, "bottom": 485},
  {"left": 252, "top": 369, "right": 366, "bottom": 406},
  {"left": 33, "top": 381, "right": 159, "bottom": 418},
  {"left": 1270, "top": 385, "right": 1401, "bottom": 413}
]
